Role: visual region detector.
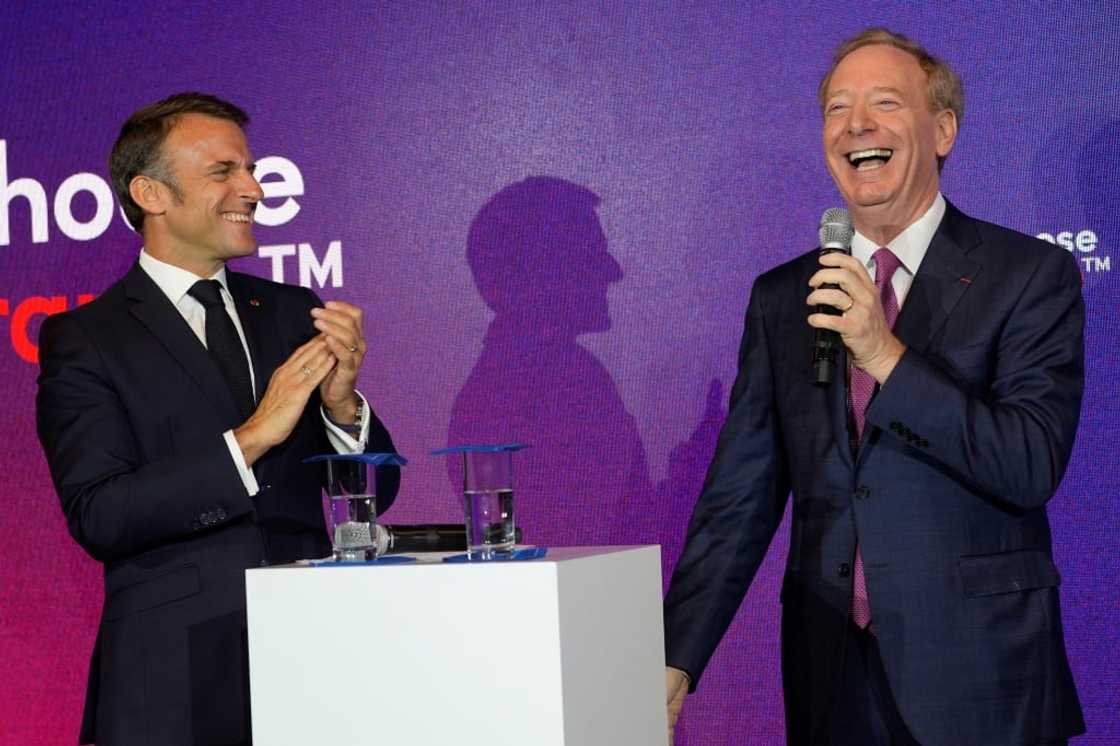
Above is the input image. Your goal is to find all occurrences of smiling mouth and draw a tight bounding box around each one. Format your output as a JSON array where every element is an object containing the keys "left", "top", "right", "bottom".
[
  {"left": 847, "top": 148, "right": 894, "bottom": 171},
  {"left": 221, "top": 212, "right": 252, "bottom": 224}
]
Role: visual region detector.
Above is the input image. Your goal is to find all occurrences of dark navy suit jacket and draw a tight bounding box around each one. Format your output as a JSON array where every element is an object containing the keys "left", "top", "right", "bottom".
[
  {"left": 664, "top": 202, "right": 1085, "bottom": 746},
  {"left": 36, "top": 263, "right": 400, "bottom": 746}
]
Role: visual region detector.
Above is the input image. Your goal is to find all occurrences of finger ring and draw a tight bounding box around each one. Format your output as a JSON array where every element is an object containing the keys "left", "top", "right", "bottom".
[
  {"left": 347, "top": 345, "right": 357, "bottom": 353},
  {"left": 301, "top": 366, "right": 313, "bottom": 377},
  {"left": 843, "top": 299, "right": 854, "bottom": 312}
]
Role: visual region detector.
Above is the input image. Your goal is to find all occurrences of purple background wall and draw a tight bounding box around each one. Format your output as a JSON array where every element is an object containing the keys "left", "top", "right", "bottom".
[{"left": 1, "top": 2, "right": 1116, "bottom": 743}]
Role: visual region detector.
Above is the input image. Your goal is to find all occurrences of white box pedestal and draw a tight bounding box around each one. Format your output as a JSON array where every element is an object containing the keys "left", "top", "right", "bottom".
[{"left": 246, "top": 546, "right": 667, "bottom": 745}]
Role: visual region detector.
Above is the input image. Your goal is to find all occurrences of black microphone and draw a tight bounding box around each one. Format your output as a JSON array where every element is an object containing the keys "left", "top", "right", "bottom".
[
  {"left": 812, "top": 208, "right": 854, "bottom": 386},
  {"left": 377, "top": 524, "right": 524, "bottom": 554}
]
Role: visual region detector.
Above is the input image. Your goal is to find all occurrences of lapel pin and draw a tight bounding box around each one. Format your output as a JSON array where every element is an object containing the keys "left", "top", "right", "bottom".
[
  {"left": 249, "top": 298, "right": 261, "bottom": 307},
  {"left": 958, "top": 276, "right": 973, "bottom": 285}
]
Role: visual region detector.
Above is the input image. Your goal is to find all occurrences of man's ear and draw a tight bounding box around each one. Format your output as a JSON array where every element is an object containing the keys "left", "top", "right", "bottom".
[
  {"left": 129, "top": 174, "right": 170, "bottom": 220},
  {"left": 935, "top": 109, "right": 958, "bottom": 159}
]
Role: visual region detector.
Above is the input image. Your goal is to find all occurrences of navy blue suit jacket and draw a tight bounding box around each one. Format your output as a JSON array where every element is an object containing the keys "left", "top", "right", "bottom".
[
  {"left": 664, "top": 202, "right": 1085, "bottom": 746},
  {"left": 36, "top": 263, "right": 400, "bottom": 746}
]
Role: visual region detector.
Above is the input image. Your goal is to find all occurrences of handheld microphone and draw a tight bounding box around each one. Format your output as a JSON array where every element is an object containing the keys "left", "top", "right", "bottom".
[{"left": 812, "top": 208, "right": 854, "bottom": 386}]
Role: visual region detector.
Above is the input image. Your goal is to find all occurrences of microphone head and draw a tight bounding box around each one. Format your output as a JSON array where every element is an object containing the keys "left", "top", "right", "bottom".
[
  {"left": 819, "top": 207, "right": 854, "bottom": 251},
  {"left": 335, "top": 521, "right": 373, "bottom": 549}
]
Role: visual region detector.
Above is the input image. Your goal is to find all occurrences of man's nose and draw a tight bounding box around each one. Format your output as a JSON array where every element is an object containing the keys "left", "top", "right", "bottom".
[
  {"left": 847, "top": 100, "right": 876, "bottom": 135},
  {"left": 241, "top": 171, "right": 264, "bottom": 203},
  {"left": 606, "top": 254, "right": 623, "bottom": 281},
  {"left": 597, "top": 252, "right": 623, "bottom": 282}
]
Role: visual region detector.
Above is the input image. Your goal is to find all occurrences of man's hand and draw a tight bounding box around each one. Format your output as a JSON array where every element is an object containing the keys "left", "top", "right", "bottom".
[
  {"left": 311, "top": 301, "right": 366, "bottom": 424},
  {"left": 806, "top": 251, "right": 906, "bottom": 384},
  {"left": 666, "top": 667, "right": 689, "bottom": 744},
  {"left": 234, "top": 337, "right": 336, "bottom": 466}
]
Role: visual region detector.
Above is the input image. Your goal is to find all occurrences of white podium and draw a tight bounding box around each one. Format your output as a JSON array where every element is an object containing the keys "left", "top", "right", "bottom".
[{"left": 246, "top": 545, "right": 668, "bottom": 745}]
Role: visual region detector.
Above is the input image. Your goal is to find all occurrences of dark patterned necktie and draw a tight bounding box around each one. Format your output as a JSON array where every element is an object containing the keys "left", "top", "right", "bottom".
[
  {"left": 187, "top": 279, "right": 254, "bottom": 419},
  {"left": 849, "top": 247, "right": 902, "bottom": 628}
]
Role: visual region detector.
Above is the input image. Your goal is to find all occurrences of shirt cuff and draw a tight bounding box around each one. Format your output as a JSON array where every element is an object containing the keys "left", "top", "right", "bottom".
[
  {"left": 223, "top": 429, "right": 260, "bottom": 496},
  {"left": 322, "top": 390, "right": 370, "bottom": 454}
]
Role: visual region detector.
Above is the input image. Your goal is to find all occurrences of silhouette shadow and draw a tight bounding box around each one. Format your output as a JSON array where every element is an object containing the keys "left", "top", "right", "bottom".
[
  {"left": 447, "top": 176, "right": 725, "bottom": 551},
  {"left": 1029, "top": 109, "right": 1117, "bottom": 287},
  {"left": 1079, "top": 118, "right": 1119, "bottom": 265}
]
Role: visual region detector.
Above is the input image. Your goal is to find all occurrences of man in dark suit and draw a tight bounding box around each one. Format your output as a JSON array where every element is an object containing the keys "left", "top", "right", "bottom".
[
  {"left": 36, "top": 93, "right": 400, "bottom": 746},
  {"left": 663, "top": 29, "right": 1084, "bottom": 746}
]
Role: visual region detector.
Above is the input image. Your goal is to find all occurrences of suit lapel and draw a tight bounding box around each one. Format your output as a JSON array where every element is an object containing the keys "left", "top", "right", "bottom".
[
  {"left": 809, "top": 202, "right": 985, "bottom": 471},
  {"left": 892, "top": 200, "right": 982, "bottom": 355},
  {"left": 829, "top": 343, "right": 855, "bottom": 470},
  {"left": 226, "top": 271, "right": 284, "bottom": 404},
  {"left": 124, "top": 263, "right": 242, "bottom": 422},
  {"left": 226, "top": 272, "right": 297, "bottom": 487},
  {"left": 850, "top": 201, "right": 983, "bottom": 465}
]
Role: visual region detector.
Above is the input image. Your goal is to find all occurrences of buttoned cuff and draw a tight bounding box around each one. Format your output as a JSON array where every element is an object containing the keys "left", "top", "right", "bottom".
[
  {"left": 223, "top": 429, "right": 260, "bottom": 496},
  {"left": 322, "top": 390, "right": 370, "bottom": 454}
]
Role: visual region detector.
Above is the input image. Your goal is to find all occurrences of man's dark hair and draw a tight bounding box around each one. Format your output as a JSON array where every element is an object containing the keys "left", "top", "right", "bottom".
[{"left": 109, "top": 92, "right": 249, "bottom": 231}]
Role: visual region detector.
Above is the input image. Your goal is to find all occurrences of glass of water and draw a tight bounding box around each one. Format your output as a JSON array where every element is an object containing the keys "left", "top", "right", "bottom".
[
  {"left": 305, "top": 453, "right": 408, "bottom": 562},
  {"left": 325, "top": 459, "right": 376, "bottom": 561},
  {"left": 462, "top": 449, "right": 516, "bottom": 560}
]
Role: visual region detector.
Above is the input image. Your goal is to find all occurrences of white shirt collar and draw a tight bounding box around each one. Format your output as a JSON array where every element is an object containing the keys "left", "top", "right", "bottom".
[
  {"left": 138, "top": 249, "right": 230, "bottom": 306},
  {"left": 851, "top": 192, "right": 946, "bottom": 276}
]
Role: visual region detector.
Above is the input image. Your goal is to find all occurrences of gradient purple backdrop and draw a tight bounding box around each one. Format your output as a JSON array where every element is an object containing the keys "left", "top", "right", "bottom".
[{"left": 0, "top": 2, "right": 1116, "bottom": 744}]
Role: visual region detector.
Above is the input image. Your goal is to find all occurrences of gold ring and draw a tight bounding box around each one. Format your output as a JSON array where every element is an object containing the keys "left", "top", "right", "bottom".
[{"left": 843, "top": 299, "right": 854, "bottom": 312}]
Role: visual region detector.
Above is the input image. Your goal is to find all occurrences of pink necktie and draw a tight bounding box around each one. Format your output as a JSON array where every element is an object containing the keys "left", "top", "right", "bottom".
[{"left": 849, "top": 247, "right": 902, "bottom": 629}]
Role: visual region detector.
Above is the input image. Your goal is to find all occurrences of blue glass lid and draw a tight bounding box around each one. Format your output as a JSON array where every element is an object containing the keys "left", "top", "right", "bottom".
[
  {"left": 429, "top": 443, "right": 529, "bottom": 456},
  {"left": 303, "top": 452, "right": 409, "bottom": 466}
]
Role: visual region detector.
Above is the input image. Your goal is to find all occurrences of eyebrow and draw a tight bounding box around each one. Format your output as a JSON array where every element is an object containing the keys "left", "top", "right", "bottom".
[
  {"left": 206, "top": 160, "right": 256, "bottom": 173},
  {"left": 827, "top": 85, "right": 906, "bottom": 100}
]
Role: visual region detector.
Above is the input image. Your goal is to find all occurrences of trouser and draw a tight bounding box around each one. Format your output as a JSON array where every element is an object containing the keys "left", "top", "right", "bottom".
[{"left": 825, "top": 621, "right": 919, "bottom": 746}]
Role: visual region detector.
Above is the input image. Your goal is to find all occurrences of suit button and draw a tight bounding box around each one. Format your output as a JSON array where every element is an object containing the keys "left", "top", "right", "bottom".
[
  {"left": 854, "top": 486, "right": 870, "bottom": 500},
  {"left": 838, "top": 563, "right": 851, "bottom": 578},
  {"left": 216, "top": 508, "right": 227, "bottom": 521}
]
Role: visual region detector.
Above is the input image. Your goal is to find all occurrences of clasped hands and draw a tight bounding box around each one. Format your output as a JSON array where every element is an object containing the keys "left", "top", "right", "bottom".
[
  {"left": 234, "top": 301, "right": 366, "bottom": 466},
  {"left": 806, "top": 251, "right": 906, "bottom": 384}
]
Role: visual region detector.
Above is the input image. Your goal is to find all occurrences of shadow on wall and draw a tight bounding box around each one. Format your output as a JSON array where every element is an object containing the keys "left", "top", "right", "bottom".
[
  {"left": 447, "top": 176, "right": 725, "bottom": 561},
  {"left": 1030, "top": 107, "right": 1118, "bottom": 290},
  {"left": 1079, "top": 117, "right": 1119, "bottom": 267}
]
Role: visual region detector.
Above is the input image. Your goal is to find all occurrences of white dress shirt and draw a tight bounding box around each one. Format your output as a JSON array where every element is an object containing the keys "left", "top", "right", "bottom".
[
  {"left": 850, "top": 192, "right": 946, "bottom": 308},
  {"left": 137, "top": 250, "right": 369, "bottom": 496}
]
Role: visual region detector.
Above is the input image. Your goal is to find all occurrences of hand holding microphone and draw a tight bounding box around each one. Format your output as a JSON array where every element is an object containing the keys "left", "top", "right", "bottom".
[
  {"left": 810, "top": 208, "right": 854, "bottom": 386},
  {"left": 806, "top": 210, "right": 908, "bottom": 385}
]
